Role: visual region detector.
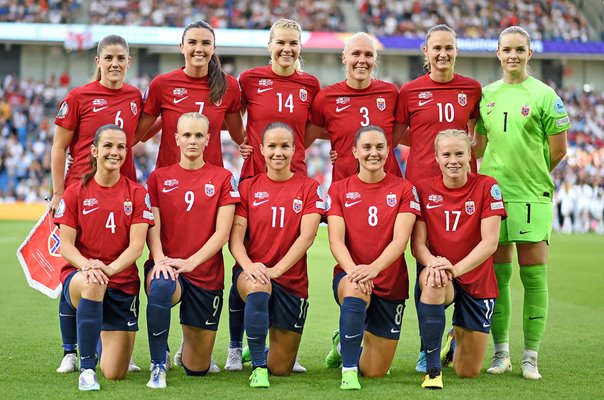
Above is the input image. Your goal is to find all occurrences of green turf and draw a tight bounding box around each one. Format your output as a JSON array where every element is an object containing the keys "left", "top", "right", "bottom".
[{"left": 1, "top": 221, "right": 602, "bottom": 399}]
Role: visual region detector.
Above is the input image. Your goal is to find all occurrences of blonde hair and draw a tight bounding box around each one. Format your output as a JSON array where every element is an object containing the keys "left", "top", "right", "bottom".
[
  {"left": 269, "top": 19, "right": 303, "bottom": 72},
  {"left": 434, "top": 129, "right": 471, "bottom": 154},
  {"left": 498, "top": 26, "right": 531, "bottom": 50},
  {"left": 176, "top": 112, "right": 210, "bottom": 133},
  {"left": 421, "top": 24, "right": 457, "bottom": 72}
]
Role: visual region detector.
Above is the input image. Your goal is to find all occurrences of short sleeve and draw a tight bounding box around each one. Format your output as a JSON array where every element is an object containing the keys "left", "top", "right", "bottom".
[
  {"left": 480, "top": 177, "right": 507, "bottom": 220},
  {"left": 142, "top": 77, "right": 162, "bottom": 117},
  {"left": 54, "top": 186, "right": 79, "bottom": 229},
  {"left": 395, "top": 85, "right": 410, "bottom": 125},
  {"left": 54, "top": 90, "right": 80, "bottom": 131},
  {"left": 398, "top": 181, "right": 421, "bottom": 217},
  {"left": 218, "top": 172, "right": 241, "bottom": 207},
  {"left": 147, "top": 171, "right": 159, "bottom": 207},
  {"left": 235, "top": 178, "right": 250, "bottom": 219},
  {"left": 541, "top": 92, "right": 570, "bottom": 135},
  {"left": 132, "top": 186, "right": 154, "bottom": 226},
  {"left": 310, "top": 90, "right": 327, "bottom": 128},
  {"left": 326, "top": 181, "right": 343, "bottom": 217},
  {"left": 226, "top": 75, "right": 243, "bottom": 113},
  {"left": 302, "top": 180, "right": 326, "bottom": 216}
]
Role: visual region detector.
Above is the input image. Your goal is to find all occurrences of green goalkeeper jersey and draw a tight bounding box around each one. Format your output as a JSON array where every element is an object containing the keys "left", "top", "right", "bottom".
[{"left": 476, "top": 76, "right": 570, "bottom": 203}]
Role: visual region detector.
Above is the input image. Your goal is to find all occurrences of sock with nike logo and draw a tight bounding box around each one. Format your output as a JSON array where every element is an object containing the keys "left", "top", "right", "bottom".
[
  {"left": 417, "top": 301, "right": 445, "bottom": 373},
  {"left": 77, "top": 298, "right": 103, "bottom": 371},
  {"left": 491, "top": 263, "right": 513, "bottom": 346},
  {"left": 340, "top": 296, "right": 366, "bottom": 369},
  {"left": 245, "top": 292, "right": 270, "bottom": 368},
  {"left": 147, "top": 276, "right": 176, "bottom": 364},
  {"left": 228, "top": 284, "right": 245, "bottom": 349},
  {"left": 520, "top": 265, "right": 548, "bottom": 351}
]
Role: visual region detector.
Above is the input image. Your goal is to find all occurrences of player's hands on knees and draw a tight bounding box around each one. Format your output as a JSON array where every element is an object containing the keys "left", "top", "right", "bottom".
[
  {"left": 329, "top": 149, "right": 338, "bottom": 163},
  {"left": 165, "top": 258, "right": 196, "bottom": 275},
  {"left": 435, "top": 257, "right": 456, "bottom": 280},
  {"left": 424, "top": 265, "right": 450, "bottom": 289},
  {"left": 243, "top": 262, "right": 270, "bottom": 285},
  {"left": 239, "top": 138, "right": 253, "bottom": 159},
  {"left": 152, "top": 260, "right": 178, "bottom": 281},
  {"left": 81, "top": 259, "right": 109, "bottom": 285},
  {"left": 348, "top": 264, "right": 379, "bottom": 284}
]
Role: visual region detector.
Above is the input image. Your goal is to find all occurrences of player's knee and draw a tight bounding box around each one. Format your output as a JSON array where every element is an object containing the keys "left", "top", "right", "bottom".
[
  {"left": 268, "top": 363, "right": 292, "bottom": 376},
  {"left": 149, "top": 276, "right": 176, "bottom": 305},
  {"left": 102, "top": 365, "right": 127, "bottom": 380},
  {"left": 455, "top": 363, "right": 480, "bottom": 379},
  {"left": 360, "top": 366, "right": 388, "bottom": 378},
  {"left": 81, "top": 282, "right": 107, "bottom": 301}
]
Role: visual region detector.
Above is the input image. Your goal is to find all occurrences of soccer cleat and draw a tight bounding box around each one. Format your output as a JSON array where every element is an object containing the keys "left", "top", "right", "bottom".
[
  {"left": 56, "top": 353, "right": 77, "bottom": 373},
  {"left": 421, "top": 368, "right": 443, "bottom": 389},
  {"left": 415, "top": 351, "right": 427, "bottom": 373},
  {"left": 521, "top": 356, "right": 542, "bottom": 380},
  {"left": 441, "top": 329, "right": 455, "bottom": 368},
  {"left": 128, "top": 356, "right": 141, "bottom": 372},
  {"left": 249, "top": 367, "right": 270, "bottom": 388},
  {"left": 225, "top": 347, "right": 243, "bottom": 371},
  {"left": 487, "top": 351, "right": 512, "bottom": 374},
  {"left": 146, "top": 363, "right": 167, "bottom": 389},
  {"left": 209, "top": 356, "right": 221, "bottom": 373},
  {"left": 78, "top": 369, "right": 100, "bottom": 391},
  {"left": 149, "top": 351, "right": 171, "bottom": 371},
  {"left": 325, "top": 329, "right": 342, "bottom": 368},
  {"left": 174, "top": 341, "right": 184, "bottom": 366},
  {"left": 292, "top": 357, "right": 307, "bottom": 373},
  {"left": 340, "top": 370, "right": 361, "bottom": 390}
]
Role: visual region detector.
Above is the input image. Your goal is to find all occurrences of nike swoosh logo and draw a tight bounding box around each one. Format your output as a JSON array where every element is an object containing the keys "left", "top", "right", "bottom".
[
  {"left": 247, "top": 336, "right": 258, "bottom": 340},
  {"left": 294, "top": 323, "right": 303, "bottom": 329},
  {"left": 528, "top": 316, "right": 543, "bottom": 320},
  {"left": 162, "top": 186, "right": 179, "bottom": 193},
  {"left": 257, "top": 87, "right": 273, "bottom": 93},
  {"left": 205, "top": 320, "right": 217, "bottom": 325},
  {"left": 487, "top": 110, "right": 494, "bottom": 115},
  {"left": 344, "top": 333, "right": 362, "bottom": 339},
  {"left": 59, "top": 313, "right": 75, "bottom": 317},
  {"left": 418, "top": 99, "right": 433, "bottom": 106},
  {"left": 344, "top": 201, "right": 361, "bottom": 208},
  {"left": 127, "top": 320, "right": 137, "bottom": 327},
  {"left": 173, "top": 96, "right": 189, "bottom": 104},
  {"left": 390, "top": 328, "right": 400, "bottom": 334},
  {"left": 253, "top": 199, "right": 269, "bottom": 206},
  {"left": 82, "top": 207, "right": 99, "bottom": 215},
  {"left": 93, "top": 106, "right": 108, "bottom": 112},
  {"left": 336, "top": 105, "right": 351, "bottom": 113},
  {"left": 426, "top": 203, "right": 443, "bottom": 209},
  {"left": 229, "top": 308, "right": 243, "bottom": 312},
  {"left": 426, "top": 348, "right": 438, "bottom": 354},
  {"left": 153, "top": 329, "right": 167, "bottom": 336},
  {"left": 519, "top": 230, "right": 531, "bottom": 235},
  {"left": 483, "top": 322, "right": 491, "bottom": 328}
]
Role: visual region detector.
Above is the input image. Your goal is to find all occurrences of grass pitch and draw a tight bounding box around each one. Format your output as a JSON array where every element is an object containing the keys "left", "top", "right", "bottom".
[{"left": 1, "top": 221, "right": 602, "bottom": 399}]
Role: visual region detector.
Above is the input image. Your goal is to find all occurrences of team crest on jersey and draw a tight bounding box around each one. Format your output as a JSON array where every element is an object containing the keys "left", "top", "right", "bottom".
[
  {"left": 83, "top": 198, "right": 98, "bottom": 207},
  {"left": 346, "top": 192, "right": 361, "bottom": 200},
  {"left": 55, "top": 199, "right": 66, "bottom": 218},
  {"left": 336, "top": 96, "right": 350, "bottom": 105},
  {"left": 56, "top": 101, "right": 69, "bottom": 119},
  {"left": 124, "top": 200, "right": 133, "bottom": 216},
  {"left": 293, "top": 198, "right": 303, "bottom": 213},
  {"left": 465, "top": 200, "right": 475, "bottom": 215},
  {"left": 376, "top": 97, "right": 386, "bottom": 111},
  {"left": 458, "top": 93, "right": 467, "bottom": 107},
  {"left": 418, "top": 91, "right": 433, "bottom": 100},
  {"left": 386, "top": 193, "right": 397, "bottom": 207},
  {"left": 258, "top": 79, "right": 273, "bottom": 87},
  {"left": 490, "top": 184, "right": 502, "bottom": 201},
  {"left": 130, "top": 101, "right": 138, "bottom": 116},
  {"left": 428, "top": 194, "right": 443, "bottom": 203},
  {"left": 93, "top": 98, "right": 107, "bottom": 107},
  {"left": 299, "top": 88, "right": 308, "bottom": 102},
  {"left": 521, "top": 104, "right": 531, "bottom": 117},
  {"left": 48, "top": 225, "right": 62, "bottom": 257},
  {"left": 173, "top": 88, "right": 188, "bottom": 96},
  {"left": 205, "top": 183, "right": 215, "bottom": 197}
]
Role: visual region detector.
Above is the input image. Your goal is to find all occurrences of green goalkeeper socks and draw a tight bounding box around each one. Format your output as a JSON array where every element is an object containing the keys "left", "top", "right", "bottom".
[
  {"left": 520, "top": 265, "right": 548, "bottom": 352},
  {"left": 491, "top": 263, "right": 513, "bottom": 345}
]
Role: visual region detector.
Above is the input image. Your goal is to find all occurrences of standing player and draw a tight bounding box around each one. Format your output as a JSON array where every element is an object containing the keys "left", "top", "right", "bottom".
[
  {"left": 396, "top": 24, "right": 481, "bottom": 372},
  {"left": 229, "top": 122, "right": 323, "bottom": 388},
  {"left": 135, "top": 20, "right": 245, "bottom": 169},
  {"left": 54, "top": 124, "right": 153, "bottom": 391},
  {"left": 225, "top": 18, "right": 320, "bottom": 372},
  {"left": 50, "top": 35, "right": 143, "bottom": 374},
  {"left": 411, "top": 129, "right": 506, "bottom": 389},
  {"left": 474, "top": 26, "right": 569, "bottom": 380},
  {"left": 325, "top": 126, "right": 419, "bottom": 390},
  {"left": 307, "top": 32, "right": 403, "bottom": 182},
  {"left": 144, "top": 113, "right": 239, "bottom": 388}
]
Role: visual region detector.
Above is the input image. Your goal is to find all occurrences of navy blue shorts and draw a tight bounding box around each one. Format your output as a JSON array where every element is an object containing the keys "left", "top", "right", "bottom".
[
  {"left": 332, "top": 271, "right": 405, "bottom": 340},
  {"left": 233, "top": 268, "right": 308, "bottom": 334},
  {"left": 64, "top": 269, "right": 139, "bottom": 331},
  {"left": 452, "top": 281, "right": 495, "bottom": 334}
]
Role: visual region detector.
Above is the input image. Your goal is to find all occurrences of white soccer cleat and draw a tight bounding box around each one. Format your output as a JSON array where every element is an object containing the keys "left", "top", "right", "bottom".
[
  {"left": 149, "top": 351, "right": 171, "bottom": 371},
  {"left": 128, "top": 356, "right": 141, "bottom": 372},
  {"left": 78, "top": 368, "right": 100, "bottom": 391},
  {"left": 292, "top": 357, "right": 307, "bottom": 373},
  {"left": 56, "top": 353, "right": 77, "bottom": 373},
  {"left": 224, "top": 347, "right": 243, "bottom": 371},
  {"left": 209, "top": 356, "right": 221, "bottom": 373},
  {"left": 521, "top": 356, "right": 542, "bottom": 380},
  {"left": 146, "top": 363, "right": 167, "bottom": 389},
  {"left": 487, "top": 351, "right": 512, "bottom": 374},
  {"left": 174, "top": 342, "right": 184, "bottom": 366}
]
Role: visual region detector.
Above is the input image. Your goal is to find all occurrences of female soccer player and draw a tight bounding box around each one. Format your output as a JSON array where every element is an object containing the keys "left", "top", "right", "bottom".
[
  {"left": 411, "top": 129, "right": 506, "bottom": 389},
  {"left": 325, "top": 125, "right": 419, "bottom": 390},
  {"left": 50, "top": 35, "right": 143, "bottom": 374},
  {"left": 396, "top": 24, "right": 482, "bottom": 372},
  {"left": 135, "top": 20, "right": 245, "bottom": 169},
  {"left": 474, "top": 26, "right": 569, "bottom": 380},
  {"left": 229, "top": 122, "right": 323, "bottom": 388},
  {"left": 225, "top": 18, "right": 320, "bottom": 373},
  {"left": 144, "top": 112, "right": 239, "bottom": 388},
  {"left": 307, "top": 32, "right": 403, "bottom": 182},
  {"left": 54, "top": 124, "right": 153, "bottom": 391}
]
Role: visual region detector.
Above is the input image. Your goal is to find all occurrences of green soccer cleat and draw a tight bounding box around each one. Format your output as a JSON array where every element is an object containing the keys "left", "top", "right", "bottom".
[
  {"left": 249, "top": 367, "right": 270, "bottom": 388},
  {"left": 325, "top": 329, "right": 342, "bottom": 368},
  {"left": 441, "top": 329, "right": 455, "bottom": 368},
  {"left": 340, "top": 370, "right": 361, "bottom": 390},
  {"left": 421, "top": 369, "right": 443, "bottom": 389},
  {"left": 487, "top": 351, "right": 512, "bottom": 374}
]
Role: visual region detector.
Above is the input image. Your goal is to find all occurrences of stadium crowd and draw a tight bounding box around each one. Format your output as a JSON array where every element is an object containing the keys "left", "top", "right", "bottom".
[{"left": 0, "top": 72, "right": 602, "bottom": 233}]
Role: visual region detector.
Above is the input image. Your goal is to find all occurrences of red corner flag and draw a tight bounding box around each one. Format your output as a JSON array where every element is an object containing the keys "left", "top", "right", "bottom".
[{"left": 16, "top": 210, "right": 66, "bottom": 298}]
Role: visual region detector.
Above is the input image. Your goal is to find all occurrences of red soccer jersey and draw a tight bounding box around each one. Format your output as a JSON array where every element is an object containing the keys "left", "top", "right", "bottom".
[
  {"left": 310, "top": 79, "right": 402, "bottom": 182},
  {"left": 143, "top": 68, "right": 242, "bottom": 168},
  {"left": 55, "top": 81, "right": 142, "bottom": 186},
  {"left": 238, "top": 65, "right": 321, "bottom": 177},
  {"left": 327, "top": 173, "right": 420, "bottom": 300},
  {"left": 416, "top": 173, "right": 507, "bottom": 298},
  {"left": 235, "top": 173, "right": 325, "bottom": 298},
  {"left": 147, "top": 163, "right": 240, "bottom": 291},
  {"left": 54, "top": 176, "right": 154, "bottom": 295},
  {"left": 396, "top": 73, "right": 481, "bottom": 185}
]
